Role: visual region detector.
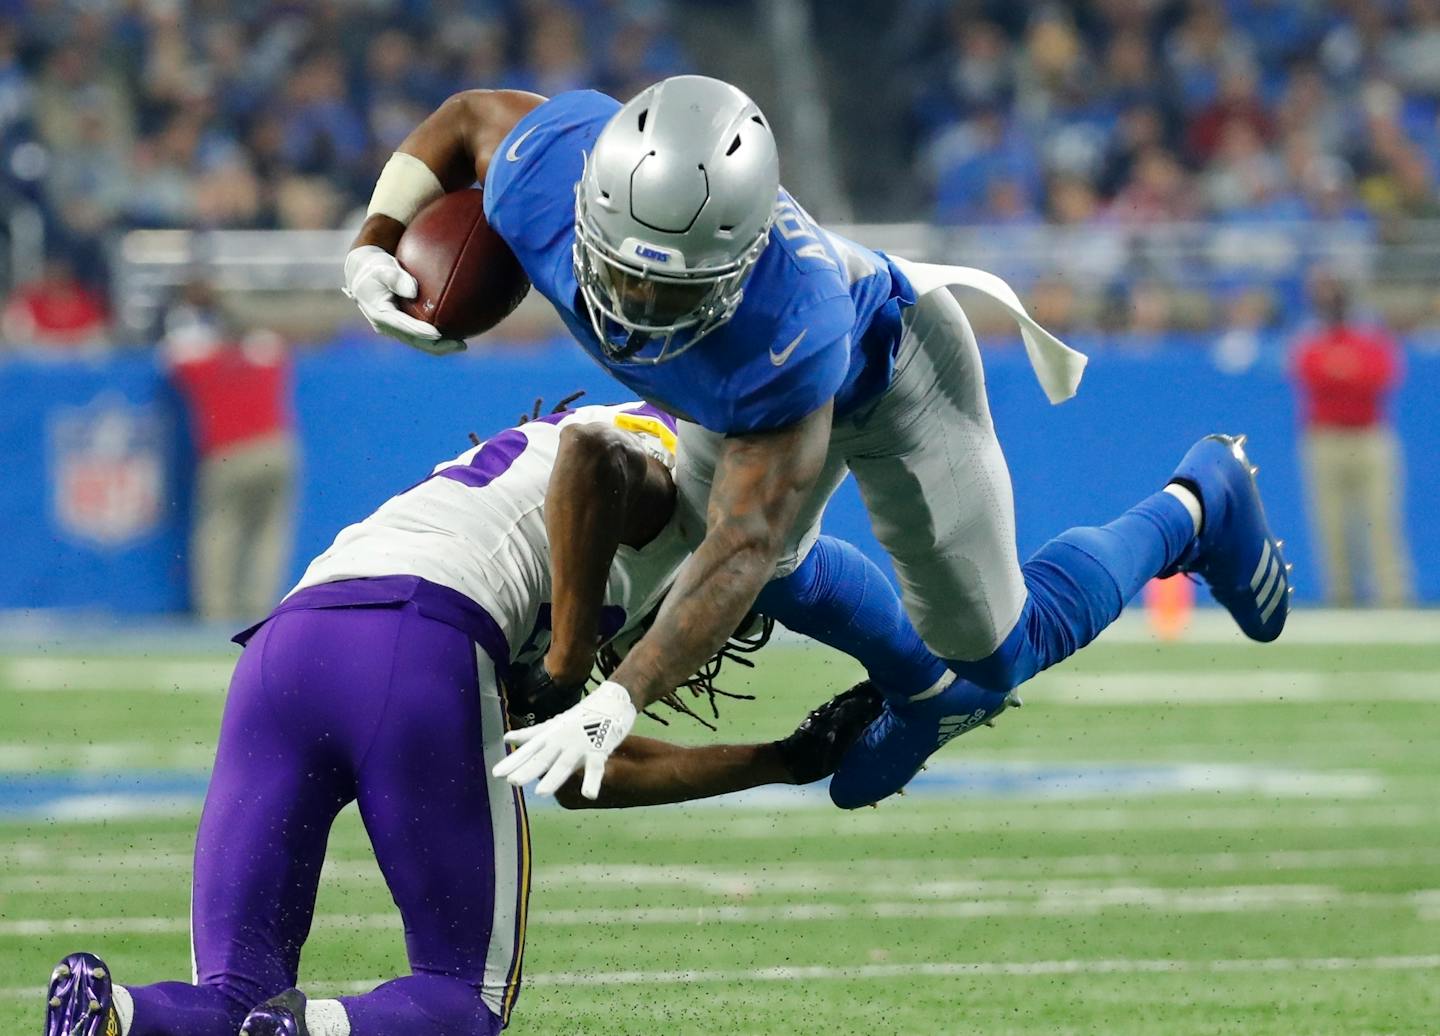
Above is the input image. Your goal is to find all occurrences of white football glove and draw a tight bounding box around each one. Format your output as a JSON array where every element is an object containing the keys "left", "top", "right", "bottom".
[
  {"left": 493, "top": 681, "right": 637, "bottom": 799},
  {"left": 342, "top": 245, "right": 466, "bottom": 356}
]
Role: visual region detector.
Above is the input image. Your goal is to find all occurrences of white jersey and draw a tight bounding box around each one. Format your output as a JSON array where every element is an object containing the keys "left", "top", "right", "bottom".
[{"left": 290, "top": 401, "right": 688, "bottom": 662}]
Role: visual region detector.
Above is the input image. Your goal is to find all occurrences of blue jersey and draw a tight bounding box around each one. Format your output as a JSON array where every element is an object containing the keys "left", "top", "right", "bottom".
[{"left": 484, "top": 90, "right": 916, "bottom": 435}]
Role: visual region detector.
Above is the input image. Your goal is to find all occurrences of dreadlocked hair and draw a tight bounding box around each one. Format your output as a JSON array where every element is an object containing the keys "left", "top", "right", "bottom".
[
  {"left": 468, "top": 390, "right": 589, "bottom": 445},
  {"left": 594, "top": 613, "right": 772, "bottom": 731}
]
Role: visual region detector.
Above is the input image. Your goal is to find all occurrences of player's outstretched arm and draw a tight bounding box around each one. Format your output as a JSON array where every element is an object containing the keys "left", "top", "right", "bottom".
[
  {"left": 553, "top": 682, "right": 882, "bottom": 809},
  {"left": 344, "top": 89, "right": 544, "bottom": 354},
  {"left": 613, "top": 404, "right": 835, "bottom": 710},
  {"left": 495, "top": 404, "right": 834, "bottom": 799}
]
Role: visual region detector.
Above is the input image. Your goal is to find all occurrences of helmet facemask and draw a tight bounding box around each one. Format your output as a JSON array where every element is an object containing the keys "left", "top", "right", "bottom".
[{"left": 573, "top": 176, "right": 772, "bottom": 365}]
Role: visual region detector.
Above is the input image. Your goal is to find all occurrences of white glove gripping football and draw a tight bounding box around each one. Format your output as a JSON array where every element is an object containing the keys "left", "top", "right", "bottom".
[
  {"left": 494, "top": 681, "right": 637, "bottom": 799},
  {"left": 342, "top": 245, "right": 466, "bottom": 356}
]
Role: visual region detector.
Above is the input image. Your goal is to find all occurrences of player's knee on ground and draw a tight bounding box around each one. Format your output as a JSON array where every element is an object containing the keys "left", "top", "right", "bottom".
[{"left": 341, "top": 974, "right": 503, "bottom": 1036}]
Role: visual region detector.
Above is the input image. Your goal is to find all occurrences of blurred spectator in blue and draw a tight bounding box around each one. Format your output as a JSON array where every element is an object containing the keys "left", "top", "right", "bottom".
[
  {"left": 929, "top": 105, "right": 1041, "bottom": 223},
  {"left": 511, "top": 6, "right": 592, "bottom": 98},
  {"left": 1164, "top": 3, "right": 1255, "bottom": 111},
  {"left": 1383, "top": 0, "right": 1440, "bottom": 98},
  {"left": 362, "top": 30, "right": 447, "bottom": 155},
  {"left": 1016, "top": 9, "right": 1112, "bottom": 183},
  {"left": 1098, "top": 30, "right": 1181, "bottom": 131},
  {"left": 439, "top": 17, "right": 517, "bottom": 94},
  {"left": 1228, "top": 0, "right": 1325, "bottom": 73},
  {"left": 0, "top": 23, "right": 30, "bottom": 137},
  {"left": 599, "top": 7, "right": 690, "bottom": 100},
  {"left": 279, "top": 49, "right": 368, "bottom": 183},
  {"left": 910, "top": 18, "right": 1014, "bottom": 145},
  {"left": 199, "top": 19, "right": 270, "bottom": 127},
  {"left": 1317, "top": 0, "right": 1390, "bottom": 86},
  {"left": 43, "top": 101, "right": 133, "bottom": 280}
]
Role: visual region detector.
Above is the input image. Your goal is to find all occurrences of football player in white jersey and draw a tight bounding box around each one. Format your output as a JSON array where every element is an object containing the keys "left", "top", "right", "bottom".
[{"left": 41, "top": 399, "right": 880, "bottom": 1036}]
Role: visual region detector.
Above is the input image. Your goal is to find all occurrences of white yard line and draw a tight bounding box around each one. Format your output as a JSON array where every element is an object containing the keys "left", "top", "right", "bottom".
[
  {"left": 536, "top": 847, "right": 1440, "bottom": 895},
  {"left": 770, "top": 609, "right": 1440, "bottom": 647},
  {"left": 2, "top": 884, "right": 1436, "bottom": 939},
  {"left": 3, "top": 800, "right": 1434, "bottom": 871},
  {"left": 716, "top": 801, "right": 1438, "bottom": 837},
  {"left": 3, "top": 953, "right": 1440, "bottom": 1000},
  {"left": 0, "top": 744, "right": 213, "bottom": 769},
  {"left": 1032, "top": 670, "right": 1440, "bottom": 704},
  {"left": 1092, "top": 608, "right": 1440, "bottom": 646},
  {"left": 0, "top": 657, "right": 234, "bottom": 693},
  {"left": 5, "top": 845, "right": 1440, "bottom": 897}
]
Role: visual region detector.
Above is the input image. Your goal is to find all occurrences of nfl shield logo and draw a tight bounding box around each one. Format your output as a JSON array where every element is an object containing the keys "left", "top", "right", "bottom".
[{"left": 50, "top": 395, "right": 168, "bottom": 546}]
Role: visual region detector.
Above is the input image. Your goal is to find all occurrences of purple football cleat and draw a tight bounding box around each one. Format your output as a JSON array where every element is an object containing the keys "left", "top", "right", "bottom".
[
  {"left": 44, "top": 953, "right": 119, "bottom": 1036},
  {"left": 1162, "top": 433, "right": 1290, "bottom": 642},
  {"left": 240, "top": 988, "right": 310, "bottom": 1036}
]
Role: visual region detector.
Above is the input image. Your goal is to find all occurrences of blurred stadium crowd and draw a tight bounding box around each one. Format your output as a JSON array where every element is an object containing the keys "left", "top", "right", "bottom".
[
  {"left": 4, "top": 0, "right": 1440, "bottom": 348},
  {"left": 866, "top": 0, "right": 1440, "bottom": 340},
  {"left": 904, "top": 1, "right": 1440, "bottom": 229},
  {"left": 0, "top": 0, "right": 687, "bottom": 332}
]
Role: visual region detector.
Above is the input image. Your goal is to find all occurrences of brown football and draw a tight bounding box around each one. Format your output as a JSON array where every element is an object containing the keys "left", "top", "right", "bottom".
[{"left": 395, "top": 189, "right": 531, "bottom": 340}]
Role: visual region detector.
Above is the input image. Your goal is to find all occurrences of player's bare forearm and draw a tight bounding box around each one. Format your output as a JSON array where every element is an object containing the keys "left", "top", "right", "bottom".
[
  {"left": 545, "top": 424, "right": 674, "bottom": 684},
  {"left": 352, "top": 89, "right": 545, "bottom": 254},
  {"left": 554, "top": 737, "right": 792, "bottom": 809},
  {"left": 610, "top": 404, "right": 834, "bottom": 708}
]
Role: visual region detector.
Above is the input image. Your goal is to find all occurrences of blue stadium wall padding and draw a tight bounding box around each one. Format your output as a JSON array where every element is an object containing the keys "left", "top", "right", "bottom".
[{"left": 3, "top": 338, "right": 1437, "bottom": 615}]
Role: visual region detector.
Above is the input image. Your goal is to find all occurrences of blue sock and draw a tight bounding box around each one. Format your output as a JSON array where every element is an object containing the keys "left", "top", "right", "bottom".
[
  {"left": 758, "top": 535, "right": 948, "bottom": 699},
  {"left": 951, "top": 491, "right": 1196, "bottom": 691}
]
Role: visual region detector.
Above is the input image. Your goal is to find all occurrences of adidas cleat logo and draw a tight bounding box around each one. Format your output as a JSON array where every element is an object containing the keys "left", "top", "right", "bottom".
[
  {"left": 583, "top": 719, "right": 612, "bottom": 748},
  {"left": 936, "top": 709, "right": 990, "bottom": 748},
  {"left": 1249, "top": 540, "right": 1287, "bottom": 624}
]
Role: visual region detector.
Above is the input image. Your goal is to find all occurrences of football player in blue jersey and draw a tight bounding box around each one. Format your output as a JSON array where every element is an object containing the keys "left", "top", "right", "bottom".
[{"left": 343, "top": 76, "right": 1290, "bottom": 808}]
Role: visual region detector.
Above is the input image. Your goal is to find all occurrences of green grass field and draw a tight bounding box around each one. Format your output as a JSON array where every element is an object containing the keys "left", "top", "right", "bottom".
[{"left": 2, "top": 613, "right": 1438, "bottom": 1034}]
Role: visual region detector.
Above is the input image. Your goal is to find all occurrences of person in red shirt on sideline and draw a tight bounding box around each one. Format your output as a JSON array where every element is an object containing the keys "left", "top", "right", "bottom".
[
  {"left": 163, "top": 280, "right": 298, "bottom": 621},
  {"left": 1, "top": 256, "right": 109, "bottom": 353},
  {"left": 1290, "top": 272, "right": 1413, "bottom": 607}
]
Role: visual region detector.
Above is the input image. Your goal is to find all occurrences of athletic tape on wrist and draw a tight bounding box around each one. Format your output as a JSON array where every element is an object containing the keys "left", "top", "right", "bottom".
[{"left": 365, "top": 152, "right": 445, "bottom": 226}]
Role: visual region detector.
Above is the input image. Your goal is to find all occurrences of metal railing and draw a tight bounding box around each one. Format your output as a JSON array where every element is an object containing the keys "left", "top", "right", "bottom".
[{"left": 112, "top": 219, "right": 1440, "bottom": 342}]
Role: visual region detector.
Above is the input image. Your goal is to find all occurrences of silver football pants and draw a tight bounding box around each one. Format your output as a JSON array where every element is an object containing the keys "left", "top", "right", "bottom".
[{"left": 673, "top": 289, "right": 1026, "bottom": 661}]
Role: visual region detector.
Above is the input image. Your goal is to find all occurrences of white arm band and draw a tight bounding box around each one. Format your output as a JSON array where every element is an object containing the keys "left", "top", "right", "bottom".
[{"left": 365, "top": 152, "right": 446, "bottom": 226}]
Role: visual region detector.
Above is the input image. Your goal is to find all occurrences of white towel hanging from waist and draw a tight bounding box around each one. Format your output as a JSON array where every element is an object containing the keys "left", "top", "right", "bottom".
[{"left": 891, "top": 256, "right": 1088, "bottom": 405}]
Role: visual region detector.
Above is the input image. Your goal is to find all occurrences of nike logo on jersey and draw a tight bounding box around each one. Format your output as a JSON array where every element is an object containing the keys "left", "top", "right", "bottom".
[
  {"left": 505, "top": 125, "right": 540, "bottom": 162},
  {"left": 769, "top": 329, "right": 807, "bottom": 366}
]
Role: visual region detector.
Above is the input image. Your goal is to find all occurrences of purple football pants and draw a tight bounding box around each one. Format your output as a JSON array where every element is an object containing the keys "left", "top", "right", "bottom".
[{"left": 125, "top": 598, "right": 528, "bottom": 1035}]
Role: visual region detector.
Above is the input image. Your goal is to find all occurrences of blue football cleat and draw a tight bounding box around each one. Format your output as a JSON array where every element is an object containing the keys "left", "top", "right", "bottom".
[
  {"left": 828, "top": 679, "right": 1020, "bottom": 809},
  {"left": 240, "top": 988, "right": 309, "bottom": 1036},
  {"left": 1162, "top": 433, "right": 1290, "bottom": 642},
  {"left": 44, "top": 953, "right": 119, "bottom": 1036}
]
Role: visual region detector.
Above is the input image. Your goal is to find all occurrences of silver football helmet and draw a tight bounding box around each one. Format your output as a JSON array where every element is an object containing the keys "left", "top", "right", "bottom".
[{"left": 575, "top": 75, "right": 780, "bottom": 363}]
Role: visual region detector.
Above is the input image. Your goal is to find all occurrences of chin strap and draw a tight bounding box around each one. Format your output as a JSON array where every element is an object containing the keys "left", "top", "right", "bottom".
[{"left": 891, "top": 256, "right": 1089, "bottom": 405}]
